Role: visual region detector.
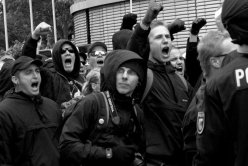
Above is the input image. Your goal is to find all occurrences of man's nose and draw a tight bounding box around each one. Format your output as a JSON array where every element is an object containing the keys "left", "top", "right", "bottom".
[
  {"left": 33, "top": 71, "right": 39, "bottom": 78},
  {"left": 162, "top": 36, "right": 168, "bottom": 44},
  {"left": 122, "top": 71, "right": 128, "bottom": 79}
]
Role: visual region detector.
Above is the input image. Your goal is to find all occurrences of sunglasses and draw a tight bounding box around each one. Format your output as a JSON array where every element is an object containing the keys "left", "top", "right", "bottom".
[
  {"left": 89, "top": 51, "right": 106, "bottom": 57},
  {"left": 80, "top": 61, "right": 86, "bottom": 65},
  {"left": 214, "top": 53, "right": 227, "bottom": 58},
  {"left": 61, "top": 48, "right": 75, "bottom": 54}
]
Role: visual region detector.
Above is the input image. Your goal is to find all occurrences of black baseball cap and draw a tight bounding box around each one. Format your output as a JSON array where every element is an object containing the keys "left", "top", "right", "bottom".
[{"left": 11, "top": 56, "right": 43, "bottom": 76}]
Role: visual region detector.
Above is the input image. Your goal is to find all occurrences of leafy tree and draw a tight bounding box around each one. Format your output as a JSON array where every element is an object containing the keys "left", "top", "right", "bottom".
[{"left": 0, "top": 0, "right": 74, "bottom": 52}]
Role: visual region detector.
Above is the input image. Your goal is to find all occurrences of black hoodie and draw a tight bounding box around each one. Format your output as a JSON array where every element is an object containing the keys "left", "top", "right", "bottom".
[
  {"left": 100, "top": 49, "right": 146, "bottom": 101},
  {"left": 59, "top": 49, "right": 146, "bottom": 166},
  {"left": 0, "top": 90, "right": 61, "bottom": 166},
  {"left": 221, "top": 0, "right": 248, "bottom": 44},
  {"left": 22, "top": 37, "right": 85, "bottom": 106}
]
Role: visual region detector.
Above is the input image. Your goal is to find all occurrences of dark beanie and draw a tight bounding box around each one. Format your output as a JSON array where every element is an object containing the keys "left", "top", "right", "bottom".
[
  {"left": 88, "top": 42, "right": 107, "bottom": 54},
  {"left": 112, "top": 29, "right": 133, "bottom": 50},
  {"left": 222, "top": 0, "right": 248, "bottom": 44},
  {"left": 120, "top": 60, "right": 144, "bottom": 83}
]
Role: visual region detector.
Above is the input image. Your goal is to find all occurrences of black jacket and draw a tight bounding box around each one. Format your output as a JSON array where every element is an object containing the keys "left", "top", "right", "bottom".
[
  {"left": 194, "top": 53, "right": 248, "bottom": 166},
  {"left": 127, "top": 24, "right": 192, "bottom": 166},
  {"left": 185, "top": 37, "right": 202, "bottom": 88},
  {"left": 182, "top": 82, "right": 205, "bottom": 166},
  {"left": 0, "top": 91, "right": 61, "bottom": 166},
  {"left": 22, "top": 37, "right": 85, "bottom": 106},
  {"left": 59, "top": 50, "right": 146, "bottom": 166}
]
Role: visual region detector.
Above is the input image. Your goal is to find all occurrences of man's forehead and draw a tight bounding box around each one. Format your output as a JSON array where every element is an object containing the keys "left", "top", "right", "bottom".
[
  {"left": 149, "top": 25, "right": 170, "bottom": 36},
  {"left": 92, "top": 46, "right": 106, "bottom": 52},
  {"left": 62, "top": 43, "right": 72, "bottom": 49}
]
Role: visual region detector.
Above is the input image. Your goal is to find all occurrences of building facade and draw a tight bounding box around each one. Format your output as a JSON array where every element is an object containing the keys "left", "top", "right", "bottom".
[{"left": 70, "top": 0, "right": 223, "bottom": 51}]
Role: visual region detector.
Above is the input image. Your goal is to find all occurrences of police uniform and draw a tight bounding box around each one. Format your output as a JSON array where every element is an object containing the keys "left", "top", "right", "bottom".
[{"left": 194, "top": 53, "right": 248, "bottom": 166}]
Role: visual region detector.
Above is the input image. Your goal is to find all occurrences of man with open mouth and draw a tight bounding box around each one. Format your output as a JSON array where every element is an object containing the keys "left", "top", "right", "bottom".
[
  {"left": 169, "top": 46, "right": 193, "bottom": 100},
  {"left": 169, "top": 47, "right": 185, "bottom": 77},
  {"left": 0, "top": 56, "right": 61, "bottom": 166},
  {"left": 22, "top": 22, "right": 85, "bottom": 106},
  {"left": 87, "top": 41, "right": 108, "bottom": 72},
  {"left": 127, "top": 0, "right": 193, "bottom": 165}
]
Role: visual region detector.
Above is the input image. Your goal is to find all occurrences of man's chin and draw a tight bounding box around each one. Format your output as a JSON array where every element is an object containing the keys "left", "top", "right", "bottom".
[
  {"left": 64, "top": 68, "right": 74, "bottom": 73},
  {"left": 162, "top": 55, "right": 170, "bottom": 62}
]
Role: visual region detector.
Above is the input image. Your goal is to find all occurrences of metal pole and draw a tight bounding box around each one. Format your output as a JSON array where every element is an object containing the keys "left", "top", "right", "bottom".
[
  {"left": 29, "top": 0, "right": 34, "bottom": 33},
  {"left": 130, "top": 0, "right": 132, "bottom": 13},
  {"left": 52, "top": 0, "right": 57, "bottom": 43},
  {"left": 2, "top": 0, "right": 8, "bottom": 50}
]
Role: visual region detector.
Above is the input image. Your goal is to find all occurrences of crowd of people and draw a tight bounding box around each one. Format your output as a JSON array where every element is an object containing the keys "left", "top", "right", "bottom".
[{"left": 0, "top": 0, "right": 247, "bottom": 165}]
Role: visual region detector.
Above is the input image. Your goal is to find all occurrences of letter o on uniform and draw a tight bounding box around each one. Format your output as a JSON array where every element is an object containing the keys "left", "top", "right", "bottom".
[{"left": 246, "top": 68, "right": 248, "bottom": 84}]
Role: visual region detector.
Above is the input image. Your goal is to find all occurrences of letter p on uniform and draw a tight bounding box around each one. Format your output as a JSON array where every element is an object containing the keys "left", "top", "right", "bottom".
[{"left": 235, "top": 69, "right": 244, "bottom": 87}]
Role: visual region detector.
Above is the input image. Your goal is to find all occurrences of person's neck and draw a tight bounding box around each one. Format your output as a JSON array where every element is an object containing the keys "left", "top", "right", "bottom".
[
  {"left": 237, "top": 44, "right": 248, "bottom": 54},
  {"left": 148, "top": 54, "right": 167, "bottom": 65}
]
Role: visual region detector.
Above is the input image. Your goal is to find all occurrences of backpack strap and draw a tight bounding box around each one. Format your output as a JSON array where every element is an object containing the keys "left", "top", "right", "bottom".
[
  {"left": 100, "top": 92, "right": 110, "bottom": 124},
  {"left": 141, "top": 68, "right": 153, "bottom": 103},
  {"left": 88, "top": 91, "right": 110, "bottom": 144}
]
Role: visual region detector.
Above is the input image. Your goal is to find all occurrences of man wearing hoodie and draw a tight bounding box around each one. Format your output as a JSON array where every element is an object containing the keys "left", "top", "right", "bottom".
[
  {"left": 0, "top": 56, "right": 61, "bottom": 166},
  {"left": 22, "top": 22, "right": 85, "bottom": 106},
  {"left": 127, "top": 0, "right": 192, "bottom": 165},
  {"left": 59, "top": 49, "right": 146, "bottom": 166}
]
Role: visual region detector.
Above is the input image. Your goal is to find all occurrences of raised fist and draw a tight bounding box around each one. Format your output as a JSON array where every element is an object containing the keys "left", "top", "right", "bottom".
[
  {"left": 32, "top": 22, "right": 52, "bottom": 40},
  {"left": 190, "top": 18, "right": 207, "bottom": 35},
  {"left": 142, "top": 0, "right": 163, "bottom": 26},
  {"left": 120, "top": 13, "right": 137, "bottom": 30}
]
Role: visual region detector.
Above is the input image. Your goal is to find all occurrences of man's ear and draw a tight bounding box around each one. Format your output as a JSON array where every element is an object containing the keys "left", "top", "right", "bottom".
[
  {"left": 210, "top": 57, "right": 222, "bottom": 69},
  {"left": 11, "top": 75, "right": 19, "bottom": 85},
  {"left": 91, "top": 83, "right": 97, "bottom": 90}
]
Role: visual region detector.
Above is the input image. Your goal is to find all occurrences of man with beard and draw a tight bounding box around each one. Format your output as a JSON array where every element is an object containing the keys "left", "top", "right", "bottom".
[
  {"left": 170, "top": 47, "right": 186, "bottom": 77},
  {"left": 183, "top": 30, "right": 229, "bottom": 166},
  {"left": 169, "top": 46, "right": 193, "bottom": 100},
  {"left": 0, "top": 56, "right": 61, "bottom": 166},
  {"left": 127, "top": 0, "right": 193, "bottom": 165},
  {"left": 22, "top": 22, "right": 85, "bottom": 106}
]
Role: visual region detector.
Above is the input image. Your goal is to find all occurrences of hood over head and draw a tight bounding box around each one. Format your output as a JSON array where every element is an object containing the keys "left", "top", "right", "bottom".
[
  {"left": 52, "top": 39, "right": 80, "bottom": 79},
  {"left": 100, "top": 49, "right": 146, "bottom": 102},
  {"left": 222, "top": 0, "right": 248, "bottom": 44}
]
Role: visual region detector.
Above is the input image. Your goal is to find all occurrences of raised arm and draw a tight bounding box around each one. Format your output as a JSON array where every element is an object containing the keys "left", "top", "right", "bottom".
[
  {"left": 22, "top": 22, "right": 52, "bottom": 59},
  {"left": 127, "top": 0, "right": 163, "bottom": 61}
]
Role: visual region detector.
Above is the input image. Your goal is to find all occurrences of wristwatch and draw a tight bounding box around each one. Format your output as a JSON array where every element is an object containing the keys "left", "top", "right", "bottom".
[{"left": 106, "top": 148, "right": 112, "bottom": 159}]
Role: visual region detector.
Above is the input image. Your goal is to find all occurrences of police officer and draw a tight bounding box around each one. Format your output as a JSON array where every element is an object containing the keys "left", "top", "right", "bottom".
[{"left": 193, "top": 1, "right": 248, "bottom": 166}]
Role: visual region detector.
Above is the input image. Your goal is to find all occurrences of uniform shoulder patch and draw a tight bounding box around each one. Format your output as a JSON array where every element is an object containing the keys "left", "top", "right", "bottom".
[{"left": 197, "top": 111, "right": 205, "bottom": 134}]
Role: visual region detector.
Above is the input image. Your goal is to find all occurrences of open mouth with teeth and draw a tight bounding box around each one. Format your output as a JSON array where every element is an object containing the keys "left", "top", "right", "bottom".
[
  {"left": 31, "top": 82, "right": 39, "bottom": 89},
  {"left": 162, "top": 47, "right": 169, "bottom": 54},
  {"left": 97, "top": 58, "right": 104, "bottom": 65},
  {"left": 65, "top": 58, "right": 72, "bottom": 66},
  {"left": 176, "top": 67, "right": 183, "bottom": 72}
]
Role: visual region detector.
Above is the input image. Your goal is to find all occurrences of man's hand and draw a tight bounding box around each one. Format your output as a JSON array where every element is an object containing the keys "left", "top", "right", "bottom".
[
  {"left": 190, "top": 18, "right": 207, "bottom": 36},
  {"left": 167, "top": 18, "right": 186, "bottom": 40},
  {"left": 168, "top": 18, "right": 186, "bottom": 34},
  {"left": 120, "top": 13, "right": 137, "bottom": 30},
  {"left": 32, "top": 22, "right": 52, "bottom": 40},
  {"left": 142, "top": 0, "right": 163, "bottom": 26}
]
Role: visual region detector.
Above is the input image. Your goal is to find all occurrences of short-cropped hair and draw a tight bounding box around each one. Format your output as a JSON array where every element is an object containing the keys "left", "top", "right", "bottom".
[{"left": 197, "top": 31, "right": 225, "bottom": 75}]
